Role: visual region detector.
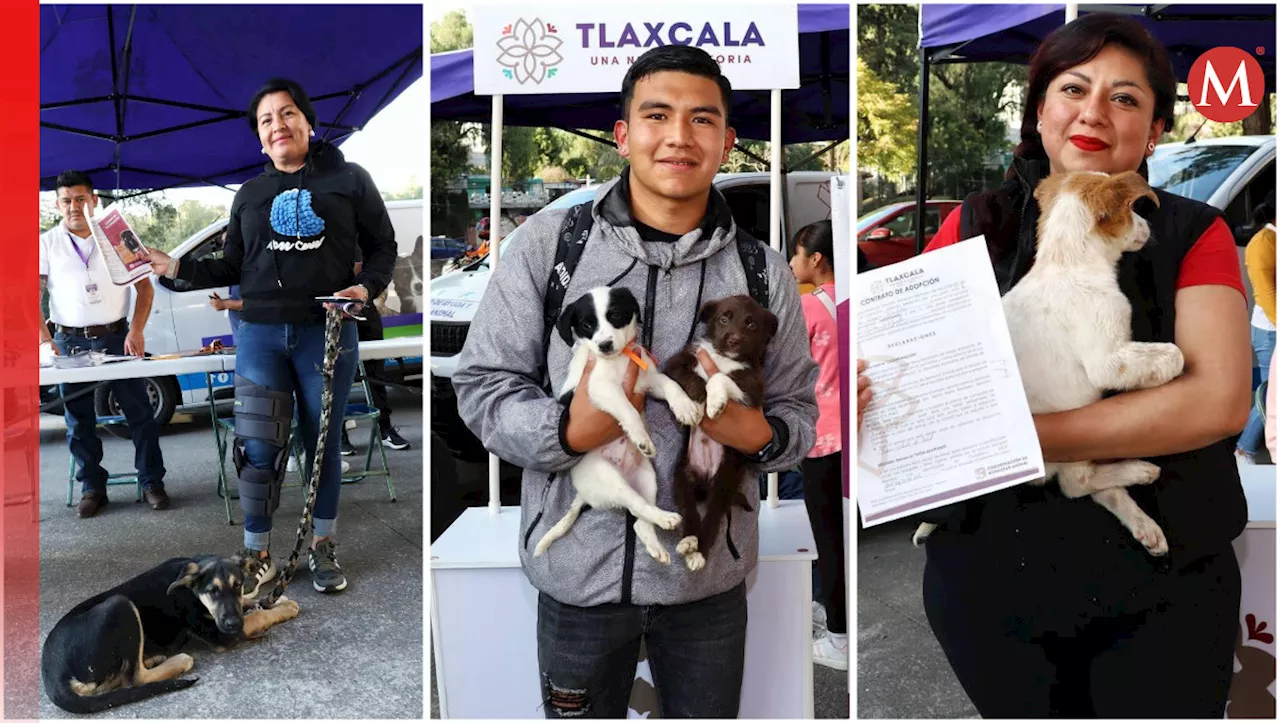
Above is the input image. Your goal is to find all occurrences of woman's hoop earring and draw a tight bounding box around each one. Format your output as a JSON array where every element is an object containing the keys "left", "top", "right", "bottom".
[
  {"left": 1147, "top": 142, "right": 1156, "bottom": 154},
  {"left": 1036, "top": 120, "right": 1043, "bottom": 134},
  {"left": 261, "top": 148, "right": 267, "bottom": 155}
]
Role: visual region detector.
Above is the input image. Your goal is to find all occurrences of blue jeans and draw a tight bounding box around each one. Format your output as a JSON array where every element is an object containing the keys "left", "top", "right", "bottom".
[
  {"left": 536, "top": 582, "right": 748, "bottom": 718},
  {"left": 54, "top": 328, "right": 165, "bottom": 494},
  {"left": 234, "top": 320, "right": 358, "bottom": 550},
  {"left": 1237, "top": 326, "right": 1276, "bottom": 456}
]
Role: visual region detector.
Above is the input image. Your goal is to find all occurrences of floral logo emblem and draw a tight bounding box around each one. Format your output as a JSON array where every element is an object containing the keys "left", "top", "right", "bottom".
[{"left": 496, "top": 18, "right": 564, "bottom": 85}]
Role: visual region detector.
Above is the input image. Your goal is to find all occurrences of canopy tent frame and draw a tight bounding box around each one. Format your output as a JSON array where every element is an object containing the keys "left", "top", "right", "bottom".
[{"left": 40, "top": 4, "right": 423, "bottom": 194}]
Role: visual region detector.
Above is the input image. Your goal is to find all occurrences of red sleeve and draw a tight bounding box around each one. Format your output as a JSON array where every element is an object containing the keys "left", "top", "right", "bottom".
[
  {"left": 924, "top": 206, "right": 962, "bottom": 253},
  {"left": 1176, "top": 217, "right": 1246, "bottom": 298}
]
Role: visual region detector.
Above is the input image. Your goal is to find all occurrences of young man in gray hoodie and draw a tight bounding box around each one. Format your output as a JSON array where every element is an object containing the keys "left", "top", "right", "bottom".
[{"left": 453, "top": 45, "right": 819, "bottom": 718}]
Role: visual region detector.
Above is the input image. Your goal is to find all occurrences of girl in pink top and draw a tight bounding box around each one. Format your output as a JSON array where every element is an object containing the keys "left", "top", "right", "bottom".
[{"left": 789, "top": 220, "right": 847, "bottom": 671}]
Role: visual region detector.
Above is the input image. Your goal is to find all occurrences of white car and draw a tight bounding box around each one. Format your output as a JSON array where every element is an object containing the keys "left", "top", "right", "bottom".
[
  {"left": 430, "top": 171, "right": 838, "bottom": 461},
  {"left": 67, "top": 199, "right": 425, "bottom": 428},
  {"left": 1148, "top": 134, "right": 1276, "bottom": 303}
]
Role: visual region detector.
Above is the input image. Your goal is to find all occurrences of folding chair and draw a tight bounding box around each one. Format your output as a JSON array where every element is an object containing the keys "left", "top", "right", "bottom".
[{"left": 65, "top": 413, "right": 143, "bottom": 507}]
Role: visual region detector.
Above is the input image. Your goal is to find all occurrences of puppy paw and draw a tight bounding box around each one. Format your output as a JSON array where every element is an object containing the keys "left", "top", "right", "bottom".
[
  {"left": 706, "top": 377, "right": 729, "bottom": 419},
  {"left": 645, "top": 540, "right": 671, "bottom": 565},
  {"left": 1131, "top": 518, "right": 1169, "bottom": 556},
  {"left": 669, "top": 396, "right": 704, "bottom": 427},
  {"left": 632, "top": 435, "right": 660, "bottom": 455},
  {"left": 911, "top": 523, "right": 936, "bottom": 547},
  {"left": 273, "top": 596, "right": 300, "bottom": 620},
  {"left": 1136, "top": 343, "right": 1185, "bottom": 387},
  {"left": 144, "top": 655, "right": 167, "bottom": 668},
  {"left": 652, "top": 511, "right": 682, "bottom": 530},
  {"left": 1127, "top": 461, "right": 1162, "bottom": 485},
  {"left": 173, "top": 653, "right": 195, "bottom": 675},
  {"left": 676, "top": 536, "right": 700, "bottom": 556},
  {"left": 684, "top": 551, "right": 706, "bottom": 571}
]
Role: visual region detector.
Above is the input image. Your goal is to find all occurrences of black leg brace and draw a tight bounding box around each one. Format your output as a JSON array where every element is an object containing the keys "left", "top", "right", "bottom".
[{"left": 232, "top": 375, "right": 294, "bottom": 518}]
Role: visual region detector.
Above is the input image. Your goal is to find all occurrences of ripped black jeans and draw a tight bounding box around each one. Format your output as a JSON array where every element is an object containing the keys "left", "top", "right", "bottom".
[{"left": 536, "top": 582, "right": 747, "bottom": 718}]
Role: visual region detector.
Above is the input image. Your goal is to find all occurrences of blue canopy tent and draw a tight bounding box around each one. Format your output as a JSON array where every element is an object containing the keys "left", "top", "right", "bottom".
[
  {"left": 40, "top": 4, "right": 423, "bottom": 195},
  {"left": 430, "top": 4, "right": 849, "bottom": 148},
  {"left": 912, "top": 3, "right": 1277, "bottom": 251}
]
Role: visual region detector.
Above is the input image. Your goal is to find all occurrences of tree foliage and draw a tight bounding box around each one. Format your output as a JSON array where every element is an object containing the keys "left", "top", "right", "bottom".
[
  {"left": 430, "top": 10, "right": 472, "bottom": 53},
  {"left": 856, "top": 58, "right": 917, "bottom": 181}
]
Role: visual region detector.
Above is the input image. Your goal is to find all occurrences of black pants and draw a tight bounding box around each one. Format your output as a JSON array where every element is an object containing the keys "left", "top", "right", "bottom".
[
  {"left": 802, "top": 452, "right": 846, "bottom": 635},
  {"left": 355, "top": 306, "right": 391, "bottom": 431},
  {"left": 923, "top": 535, "right": 1240, "bottom": 718},
  {"left": 536, "top": 582, "right": 748, "bottom": 718}
]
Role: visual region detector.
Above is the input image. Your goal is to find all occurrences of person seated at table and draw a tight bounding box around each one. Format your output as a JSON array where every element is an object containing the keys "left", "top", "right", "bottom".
[
  {"left": 39, "top": 170, "right": 170, "bottom": 518},
  {"left": 145, "top": 77, "right": 397, "bottom": 596}
]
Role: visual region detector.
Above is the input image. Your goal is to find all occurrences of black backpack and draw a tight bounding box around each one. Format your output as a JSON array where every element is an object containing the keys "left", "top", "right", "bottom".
[{"left": 539, "top": 201, "right": 770, "bottom": 364}]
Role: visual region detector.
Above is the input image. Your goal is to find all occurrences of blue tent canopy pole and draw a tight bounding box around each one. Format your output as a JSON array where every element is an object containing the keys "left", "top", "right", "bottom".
[{"left": 915, "top": 45, "right": 931, "bottom": 255}]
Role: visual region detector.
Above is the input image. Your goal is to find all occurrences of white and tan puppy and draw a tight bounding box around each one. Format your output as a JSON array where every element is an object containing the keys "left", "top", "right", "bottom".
[
  {"left": 914, "top": 171, "right": 1180, "bottom": 556},
  {"left": 533, "top": 286, "right": 703, "bottom": 563}
]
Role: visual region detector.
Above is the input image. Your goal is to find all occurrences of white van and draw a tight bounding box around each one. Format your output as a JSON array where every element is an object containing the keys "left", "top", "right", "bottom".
[
  {"left": 69, "top": 199, "right": 425, "bottom": 427},
  {"left": 430, "top": 171, "right": 836, "bottom": 461}
]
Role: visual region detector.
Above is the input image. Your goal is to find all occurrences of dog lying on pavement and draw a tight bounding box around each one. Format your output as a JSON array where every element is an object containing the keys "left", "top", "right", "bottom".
[{"left": 42, "top": 554, "right": 299, "bottom": 714}]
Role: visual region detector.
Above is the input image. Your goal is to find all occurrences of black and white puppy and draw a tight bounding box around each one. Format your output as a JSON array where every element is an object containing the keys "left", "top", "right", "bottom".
[
  {"left": 665, "top": 295, "right": 777, "bottom": 571},
  {"left": 533, "top": 287, "right": 703, "bottom": 564}
]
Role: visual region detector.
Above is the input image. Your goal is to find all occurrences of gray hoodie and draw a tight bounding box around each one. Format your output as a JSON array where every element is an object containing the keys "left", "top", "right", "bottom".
[{"left": 452, "top": 173, "right": 819, "bottom": 607}]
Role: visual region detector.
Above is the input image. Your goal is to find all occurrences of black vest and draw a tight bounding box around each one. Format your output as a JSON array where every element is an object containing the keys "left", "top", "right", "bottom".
[{"left": 922, "top": 158, "right": 1247, "bottom": 623}]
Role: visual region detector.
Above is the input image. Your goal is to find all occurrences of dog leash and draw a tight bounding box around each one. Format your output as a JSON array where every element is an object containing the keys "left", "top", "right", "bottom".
[{"left": 250, "top": 305, "right": 343, "bottom": 611}]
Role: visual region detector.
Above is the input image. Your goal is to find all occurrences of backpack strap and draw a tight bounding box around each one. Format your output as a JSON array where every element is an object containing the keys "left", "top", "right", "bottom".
[
  {"left": 735, "top": 229, "right": 769, "bottom": 309},
  {"left": 540, "top": 202, "right": 596, "bottom": 386},
  {"left": 812, "top": 287, "right": 837, "bottom": 320}
]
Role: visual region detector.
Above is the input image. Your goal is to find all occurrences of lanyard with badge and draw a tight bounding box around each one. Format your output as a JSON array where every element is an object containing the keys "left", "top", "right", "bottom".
[{"left": 67, "top": 231, "right": 102, "bottom": 305}]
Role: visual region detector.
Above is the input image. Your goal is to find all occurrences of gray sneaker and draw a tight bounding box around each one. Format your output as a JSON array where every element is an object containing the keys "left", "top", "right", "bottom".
[
  {"left": 309, "top": 539, "right": 348, "bottom": 593},
  {"left": 239, "top": 548, "right": 277, "bottom": 600}
]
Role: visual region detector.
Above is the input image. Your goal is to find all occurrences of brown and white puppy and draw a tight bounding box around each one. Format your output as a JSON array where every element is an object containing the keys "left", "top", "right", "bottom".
[
  {"left": 913, "top": 170, "right": 1180, "bottom": 555},
  {"left": 665, "top": 295, "right": 778, "bottom": 571}
]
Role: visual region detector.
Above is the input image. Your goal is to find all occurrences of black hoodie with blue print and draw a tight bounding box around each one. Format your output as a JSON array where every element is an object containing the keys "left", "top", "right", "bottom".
[{"left": 175, "top": 140, "right": 397, "bottom": 325}]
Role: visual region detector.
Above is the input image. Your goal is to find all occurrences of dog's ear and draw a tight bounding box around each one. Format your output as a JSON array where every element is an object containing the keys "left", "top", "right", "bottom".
[
  {"left": 698, "top": 299, "right": 720, "bottom": 326},
  {"left": 1112, "top": 170, "right": 1159, "bottom": 215},
  {"left": 231, "top": 553, "right": 255, "bottom": 577},
  {"left": 1033, "top": 173, "right": 1066, "bottom": 210},
  {"left": 613, "top": 287, "right": 642, "bottom": 329},
  {"left": 556, "top": 302, "right": 578, "bottom": 348},
  {"left": 167, "top": 561, "right": 201, "bottom": 595},
  {"left": 762, "top": 308, "right": 779, "bottom": 343}
]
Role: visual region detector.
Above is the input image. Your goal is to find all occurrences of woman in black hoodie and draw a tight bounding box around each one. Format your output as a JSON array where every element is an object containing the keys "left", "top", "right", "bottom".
[{"left": 147, "top": 78, "right": 397, "bottom": 596}]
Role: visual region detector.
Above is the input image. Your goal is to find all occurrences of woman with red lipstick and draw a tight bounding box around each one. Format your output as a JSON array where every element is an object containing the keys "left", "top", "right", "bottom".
[{"left": 915, "top": 14, "right": 1251, "bottom": 718}]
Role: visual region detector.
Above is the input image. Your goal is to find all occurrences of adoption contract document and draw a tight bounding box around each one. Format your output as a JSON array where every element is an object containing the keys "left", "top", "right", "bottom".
[{"left": 856, "top": 236, "right": 1045, "bottom": 527}]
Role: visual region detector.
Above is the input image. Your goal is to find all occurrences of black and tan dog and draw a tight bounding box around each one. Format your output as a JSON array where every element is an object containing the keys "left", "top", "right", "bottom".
[{"left": 42, "top": 554, "right": 300, "bottom": 714}]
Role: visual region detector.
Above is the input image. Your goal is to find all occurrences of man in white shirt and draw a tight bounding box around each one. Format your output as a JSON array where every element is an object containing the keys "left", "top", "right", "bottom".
[{"left": 39, "top": 171, "right": 169, "bottom": 517}]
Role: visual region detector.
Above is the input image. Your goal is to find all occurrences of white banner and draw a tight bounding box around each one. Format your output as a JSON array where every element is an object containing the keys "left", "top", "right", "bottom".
[{"left": 472, "top": 4, "right": 800, "bottom": 96}]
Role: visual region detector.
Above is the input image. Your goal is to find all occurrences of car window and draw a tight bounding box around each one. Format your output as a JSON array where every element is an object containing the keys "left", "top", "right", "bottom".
[
  {"left": 923, "top": 207, "right": 943, "bottom": 235},
  {"left": 721, "top": 185, "right": 772, "bottom": 244},
  {"left": 1148, "top": 144, "right": 1257, "bottom": 203},
  {"left": 858, "top": 203, "right": 909, "bottom": 233},
  {"left": 882, "top": 211, "right": 914, "bottom": 237},
  {"left": 1225, "top": 157, "right": 1276, "bottom": 245},
  {"left": 158, "top": 227, "right": 227, "bottom": 292}
]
